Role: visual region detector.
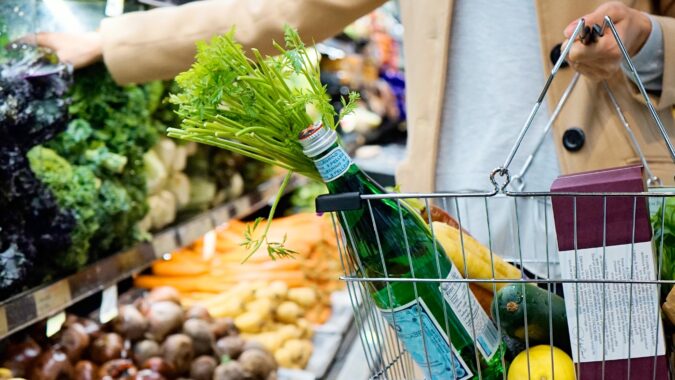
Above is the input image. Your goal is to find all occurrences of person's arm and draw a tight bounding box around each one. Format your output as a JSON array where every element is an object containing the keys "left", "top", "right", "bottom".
[
  {"left": 39, "top": 0, "right": 384, "bottom": 84},
  {"left": 632, "top": 14, "right": 675, "bottom": 109},
  {"left": 620, "top": 15, "right": 663, "bottom": 91}
]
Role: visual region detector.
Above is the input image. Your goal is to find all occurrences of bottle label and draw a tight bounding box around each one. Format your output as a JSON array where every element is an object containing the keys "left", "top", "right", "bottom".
[
  {"left": 314, "top": 147, "right": 351, "bottom": 182},
  {"left": 379, "top": 298, "right": 473, "bottom": 380},
  {"left": 440, "top": 265, "right": 501, "bottom": 361}
]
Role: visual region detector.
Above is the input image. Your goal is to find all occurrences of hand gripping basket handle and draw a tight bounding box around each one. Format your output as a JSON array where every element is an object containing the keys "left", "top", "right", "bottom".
[{"left": 490, "top": 16, "right": 675, "bottom": 193}]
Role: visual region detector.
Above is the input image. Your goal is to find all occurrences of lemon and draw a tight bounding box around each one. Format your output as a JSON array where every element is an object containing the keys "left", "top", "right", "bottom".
[{"left": 507, "top": 345, "right": 576, "bottom": 380}]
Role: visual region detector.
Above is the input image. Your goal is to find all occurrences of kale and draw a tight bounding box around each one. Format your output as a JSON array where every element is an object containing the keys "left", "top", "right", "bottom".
[
  {"left": 0, "top": 47, "right": 75, "bottom": 297},
  {"left": 0, "top": 46, "right": 72, "bottom": 149},
  {"left": 27, "top": 146, "right": 99, "bottom": 272},
  {"left": 0, "top": 244, "right": 27, "bottom": 289},
  {"left": 46, "top": 64, "right": 159, "bottom": 258}
]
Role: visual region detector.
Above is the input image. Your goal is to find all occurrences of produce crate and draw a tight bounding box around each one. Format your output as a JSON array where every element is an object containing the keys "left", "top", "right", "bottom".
[{"left": 316, "top": 17, "right": 675, "bottom": 380}]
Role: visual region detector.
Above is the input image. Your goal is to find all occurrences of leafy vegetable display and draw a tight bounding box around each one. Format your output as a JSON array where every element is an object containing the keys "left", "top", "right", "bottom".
[
  {"left": 0, "top": 46, "right": 76, "bottom": 295},
  {"left": 42, "top": 64, "right": 160, "bottom": 260},
  {"left": 168, "top": 27, "right": 358, "bottom": 257}
]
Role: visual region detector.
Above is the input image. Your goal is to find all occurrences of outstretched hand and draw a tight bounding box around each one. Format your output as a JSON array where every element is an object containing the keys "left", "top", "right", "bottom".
[
  {"left": 563, "top": 1, "right": 651, "bottom": 81},
  {"left": 33, "top": 31, "right": 103, "bottom": 69}
]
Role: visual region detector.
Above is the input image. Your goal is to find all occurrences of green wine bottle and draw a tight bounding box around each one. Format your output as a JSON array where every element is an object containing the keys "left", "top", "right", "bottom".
[{"left": 301, "top": 123, "right": 505, "bottom": 380}]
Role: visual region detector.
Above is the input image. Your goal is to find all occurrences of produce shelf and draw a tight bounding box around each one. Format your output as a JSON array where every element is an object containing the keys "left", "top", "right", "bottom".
[{"left": 0, "top": 174, "right": 307, "bottom": 340}]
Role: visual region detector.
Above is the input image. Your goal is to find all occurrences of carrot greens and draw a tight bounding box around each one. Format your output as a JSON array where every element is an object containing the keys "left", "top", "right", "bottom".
[{"left": 168, "top": 27, "right": 359, "bottom": 259}]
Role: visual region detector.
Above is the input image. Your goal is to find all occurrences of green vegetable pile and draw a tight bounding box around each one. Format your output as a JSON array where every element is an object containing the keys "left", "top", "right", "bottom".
[
  {"left": 652, "top": 197, "right": 675, "bottom": 296},
  {"left": 168, "top": 27, "right": 358, "bottom": 257},
  {"left": 28, "top": 64, "right": 161, "bottom": 267}
]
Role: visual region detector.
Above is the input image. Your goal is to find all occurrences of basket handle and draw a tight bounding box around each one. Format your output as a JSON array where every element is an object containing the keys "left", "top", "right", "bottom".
[{"left": 491, "top": 16, "right": 675, "bottom": 193}]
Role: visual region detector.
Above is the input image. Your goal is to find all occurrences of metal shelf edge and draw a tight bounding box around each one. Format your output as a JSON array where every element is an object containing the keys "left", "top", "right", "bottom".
[{"left": 0, "top": 174, "right": 307, "bottom": 340}]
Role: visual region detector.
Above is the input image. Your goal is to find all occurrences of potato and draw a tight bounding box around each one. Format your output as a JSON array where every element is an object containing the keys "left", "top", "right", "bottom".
[
  {"left": 208, "top": 299, "right": 244, "bottom": 318},
  {"left": 114, "top": 305, "right": 149, "bottom": 341},
  {"left": 73, "top": 360, "right": 98, "bottom": 380},
  {"left": 214, "top": 336, "right": 245, "bottom": 360},
  {"left": 268, "top": 281, "right": 288, "bottom": 298},
  {"left": 132, "top": 340, "right": 160, "bottom": 366},
  {"left": 146, "top": 287, "right": 181, "bottom": 306},
  {"left": 90, "top": 333, "right": 124, "bottom": 365},
  {"left": 213, "top": 361, "right": 247, "bottom": 380},
  {"left": 146, "top": 302, "right": 184, "bottom": 342},
  {"left": 189, "top": 356, "right": 217, "bottom": 380},
  {"left": 210, "top": 317, "right": 238, "bottom": 338},
  {"left": 274, "top": 348, "right": 295, "bottom": 368},
  {"left": 185, "top": 305, "right": 213, "bottom": 323},
  {"left": 234, "top": 312, "right": 265, "bottom": 334},
  {"left": 182, "top": 319, "right": 214, "bottom": 356},
  {"left": 283, "top": 339, "right": 312, "bottom": 368},
  {"left": 287, "top": 288, "right": 317, "bottom": 308},
  {"left": 97, "top": 359, "right": 137, "bottom": 379},
  {"left": 295, "top": 319, "right": 313, "bottom": 340},
  {"left": 141, "top": 357, "right": 176, "bottom": 378},
  {"left": 275, "top": 302, "right": 303, "bottom": 324},
  {"left": 276, "top": 325, "right": 302, "bottom": 341},
  {"left": 161, "top": 334, "right": 193, "bottom": 374},
  {"left": 238, "top": 349, "right": 277, "bottom": 379},
  {"left": 60, "top": 323, "right": 90, "bottom": 363},
  {"left": 245, "top": 298, "right": 274, "bottom": 317},
  {"left": 248, "top": 333, "right": 284, "bottom": 353}
]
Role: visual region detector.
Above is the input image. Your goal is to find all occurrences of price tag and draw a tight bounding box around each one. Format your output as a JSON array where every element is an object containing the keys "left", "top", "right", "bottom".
[
  {"left": 152, "top": 230, "right": 177, "bottom": 258},
  {"left": 0, "top": 307, "right": 7, "bottom": 337},
  {"left": 99, "top": 285, "right": 119, "bottom": 324},
  {"left": 177, "top": 215, "right": 213, "bottom": 246},
  {"left": 46, "top": 311, "right": 66, "bottom": 338},
  {"left": 34, "top": 280, "right": 71, "bottom": 318},
  {"left": 202, "top": 230, "right": 217, "bottom": 260},
  {"left": 105, "top": 0, "right": 125, "bottom": 16}
]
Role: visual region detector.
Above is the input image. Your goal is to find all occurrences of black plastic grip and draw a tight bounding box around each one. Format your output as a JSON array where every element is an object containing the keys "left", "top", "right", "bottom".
[{"left": 315, "top": 192, "right": 363, "bottom": 212}]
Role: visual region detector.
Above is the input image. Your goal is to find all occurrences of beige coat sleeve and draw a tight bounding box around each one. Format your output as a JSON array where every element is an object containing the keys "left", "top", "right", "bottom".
[
  {"left": 648, "top": 15, "right": 675, "bottom": 109},
  {"left": 100, "top": 0, "right": 385, "bottom": 84}
]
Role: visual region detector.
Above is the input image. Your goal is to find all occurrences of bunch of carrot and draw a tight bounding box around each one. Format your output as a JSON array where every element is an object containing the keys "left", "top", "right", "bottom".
[{"left": 134, "top": 213, "right": 344, "bottom": 325}]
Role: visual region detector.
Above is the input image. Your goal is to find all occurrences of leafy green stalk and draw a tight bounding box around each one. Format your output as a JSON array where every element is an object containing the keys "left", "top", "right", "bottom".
[{"left": 169, "top": 27, "right": 359, "bottom": 258}]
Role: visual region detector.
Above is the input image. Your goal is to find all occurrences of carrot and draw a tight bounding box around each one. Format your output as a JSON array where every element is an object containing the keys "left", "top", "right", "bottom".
[
  {"left": 210, "top": 260, "right": 302, "bottom": 274},
  {"left": 316, "top": 306, "right": 332, "bottom": 324},
  {"left": 304, "top": 304, "right": 332, "bottom": 325},
  {"left": 134, "top": 275, "right": 231, "bottom": 293},
  {"left": 152, "top": 260, "right": 209, "bottom": 276}
]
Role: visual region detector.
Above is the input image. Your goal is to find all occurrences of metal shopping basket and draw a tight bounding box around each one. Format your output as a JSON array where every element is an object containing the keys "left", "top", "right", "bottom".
[{"left": 317, "top": 17, "right": 675, "bottom": 380}]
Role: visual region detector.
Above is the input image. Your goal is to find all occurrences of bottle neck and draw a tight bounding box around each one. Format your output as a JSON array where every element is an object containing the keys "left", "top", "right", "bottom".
[
  {"left": 298, "top": 124, "right": 385, "bottom": 194},
  {"left": 311, "top": 142, "right": 353, "bottom": 183}
]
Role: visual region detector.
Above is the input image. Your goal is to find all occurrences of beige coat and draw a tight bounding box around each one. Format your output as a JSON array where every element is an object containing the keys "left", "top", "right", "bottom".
[{"left": 101, "top": 0, "right": 675, "bottom": 191}]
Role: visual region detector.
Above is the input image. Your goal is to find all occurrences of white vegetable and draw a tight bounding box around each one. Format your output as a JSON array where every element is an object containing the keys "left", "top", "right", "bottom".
[
  {"left": 138, "top": 212, "right": 152, "bottom": 233},
  {"left": 167, "top": 172, "right": 191, "bottom": 209},
  {"left": 172, "top": 146, "right": 188, "bottom": 172},
  {"left": 153, "top": 138, "right": 177, "bottom": 171},
  {"left": 187, "top": 177, "right": 217, "bottom": 210},
  {"left": 184, "top": 142, "right": 199, "bottom": 156},
  {"left": 144, "top": 150, "right": 168, "bottom": 195},
  {"left": 227, "top": 172, "right": 244, "bottom": 200},
  {"left": 149, "top": 190, "right": 177, "bottom": 230}
]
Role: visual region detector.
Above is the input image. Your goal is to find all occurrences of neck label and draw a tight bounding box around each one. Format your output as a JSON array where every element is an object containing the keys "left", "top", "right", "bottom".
[{"left": 314, "top": 147, "right": 352, "bottom": 182}]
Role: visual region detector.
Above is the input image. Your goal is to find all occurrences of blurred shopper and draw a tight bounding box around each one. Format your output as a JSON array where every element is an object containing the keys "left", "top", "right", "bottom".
[{"left": 36, "top": 1, "right": 675, "bottom": 275}]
